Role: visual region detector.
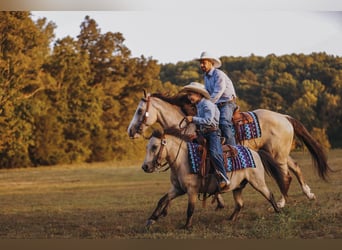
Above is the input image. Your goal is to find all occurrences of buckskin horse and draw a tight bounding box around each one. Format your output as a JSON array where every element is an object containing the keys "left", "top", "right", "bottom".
[
  {"left": 127, "top": 92, "right": 331, "bottom": 208},
  {"left": 141, "top": 129, "right": 286, "bottom": 229}
]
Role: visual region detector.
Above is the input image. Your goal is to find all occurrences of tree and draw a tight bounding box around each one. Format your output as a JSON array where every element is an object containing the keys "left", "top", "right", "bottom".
[
  {"left": 39, "top": 36, "right": 104, "bottom": 164},
  {"left": 0, "top": 11, "right": 55, "bottom": 167},
  {"left": 77, "top": 16, "right": 131, "bottom": 86}
]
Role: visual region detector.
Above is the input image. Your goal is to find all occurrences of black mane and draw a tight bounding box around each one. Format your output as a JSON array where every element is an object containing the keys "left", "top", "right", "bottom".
[{"left": 150, "top": 93, "right": 196, "bottom": 116}]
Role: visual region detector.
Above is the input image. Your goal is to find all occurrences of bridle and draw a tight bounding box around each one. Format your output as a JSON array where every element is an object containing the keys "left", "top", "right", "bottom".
[
  {"left": 137, "top": 91, "right": 191, "bottom": 172},
  {"left": 152, "top": 134, "right": 169, "bottom": 172},
  {"left": 151, "top": 124, "right": 190, "bottom": 173},
  {"left": 135, "top": 94, "right": 151, "bottom": 135}
]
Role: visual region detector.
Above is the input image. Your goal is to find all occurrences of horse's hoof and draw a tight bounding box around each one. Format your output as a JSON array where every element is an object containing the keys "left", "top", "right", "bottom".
[
  {"left": 215, "top": 204, "right": 225, "bottom": 211},
  {"left": 228, "top": 215, "right": 237, "bottom": 222},
  {"left": 269, "top": 205, "right": 282, "bottom": 213},
  {"left": 180, "top": 224, "right": 192, "bottom": 230},
  {"left": 308, "top": 193, "right": 316, "bottom": 200},
  {"left": 145, "top": 219, "right": 155, "bottom": 229},
  {"left": 276, "top": 201, "right": 286, "bottom": 208}
]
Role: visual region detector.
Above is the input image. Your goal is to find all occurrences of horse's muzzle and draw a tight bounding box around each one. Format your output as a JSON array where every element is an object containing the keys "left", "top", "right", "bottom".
[
  {"left": 142, "top": 164, "right": 153, "bottom": 173},
  {"left": 128, "top": 128, "right": 141, "bottom": 139}
]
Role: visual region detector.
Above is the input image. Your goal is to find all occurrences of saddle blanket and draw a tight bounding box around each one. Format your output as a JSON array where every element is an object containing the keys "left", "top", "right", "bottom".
[
  {"left": 187, "top": 143, "right": 256, "bottom": 174},
  {"left": 232, "top": 111, "right": 262, "bottom": 142}
]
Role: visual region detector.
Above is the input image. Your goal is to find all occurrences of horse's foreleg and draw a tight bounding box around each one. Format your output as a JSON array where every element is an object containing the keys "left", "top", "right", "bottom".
[
  {"left": 146, "top": 193, "right": 169, "bottom": 228},
  {"left": 182, "top": 193, "right": 197, "bottom": 229},
  {"left": 228, "top": 188, "right": 244, "bottom": 221},
  {"left": 146, "top": 191, "right": 180, "bottom": 228},
  {"left": 288, "top": 156, "right": 316, "bottom": 200}
]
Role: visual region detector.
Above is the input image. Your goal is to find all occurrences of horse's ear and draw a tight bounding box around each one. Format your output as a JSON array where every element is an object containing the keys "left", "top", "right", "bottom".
[{"left": 143, "top": 89, "right": 147, "bottom": 98}]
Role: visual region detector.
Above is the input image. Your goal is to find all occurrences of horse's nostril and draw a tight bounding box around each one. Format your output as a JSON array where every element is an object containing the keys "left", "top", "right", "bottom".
[{"left": 142, "top": 165, "right": 147, "bottom": 171}]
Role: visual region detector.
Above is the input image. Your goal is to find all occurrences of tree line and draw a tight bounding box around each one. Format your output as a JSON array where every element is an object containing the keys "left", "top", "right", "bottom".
[
  {"left": 160, "top": 53, "right": 342, "bottom": 149},
  {"left": 0, "top": 11, "right": 341, "bottom": 168}
]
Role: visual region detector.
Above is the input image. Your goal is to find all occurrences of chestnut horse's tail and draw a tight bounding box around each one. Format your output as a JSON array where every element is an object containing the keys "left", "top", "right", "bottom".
[
  {"left": 258, "top": 149, "right": 288, "bottom": 197},
  {"left": 286, "top": 116, "right": 332, "bottom": 181}
]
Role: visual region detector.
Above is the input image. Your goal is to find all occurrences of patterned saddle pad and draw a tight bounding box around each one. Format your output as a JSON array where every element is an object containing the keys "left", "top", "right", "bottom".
[
  {"left": 187, "top": 143, "right": 256, "bottom": 174},
  {"left": 232, "top": 111, "right": 262, "bottom": 142}
]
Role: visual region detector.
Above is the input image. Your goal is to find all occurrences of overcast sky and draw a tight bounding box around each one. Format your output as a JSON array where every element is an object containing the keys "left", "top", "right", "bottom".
[{"left": 31, "top": 1, "right": 342, "bottom": 64}]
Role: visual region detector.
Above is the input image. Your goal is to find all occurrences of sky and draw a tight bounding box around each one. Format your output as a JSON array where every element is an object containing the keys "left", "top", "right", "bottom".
[{"left": 30, "top": 0, "right": 342, "bottom": 64}]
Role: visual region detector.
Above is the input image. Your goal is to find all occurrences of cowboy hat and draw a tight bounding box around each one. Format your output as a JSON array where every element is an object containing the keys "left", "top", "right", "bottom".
[
  {"left": 196, "top": 51, "right": 222, "bottom": 68},
  {"left": 181, "top": 82, "right": 210, "bottom": 99}
]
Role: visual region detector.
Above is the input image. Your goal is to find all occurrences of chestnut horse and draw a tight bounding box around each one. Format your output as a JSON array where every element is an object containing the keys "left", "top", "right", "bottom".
[{"left": 127, "top": 93, "right": 331, "bottom": 208}]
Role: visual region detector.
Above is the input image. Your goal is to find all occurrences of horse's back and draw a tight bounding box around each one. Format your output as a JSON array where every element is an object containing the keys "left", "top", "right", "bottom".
[
  {"left": 228, "top": 148, "right": 265, "bottom": 185},
  {"left": 253, "top": 109, "right": 292, "bottom": 129},
  {"left": 251, "top": 109, "right": 294, "bottom": 153}
]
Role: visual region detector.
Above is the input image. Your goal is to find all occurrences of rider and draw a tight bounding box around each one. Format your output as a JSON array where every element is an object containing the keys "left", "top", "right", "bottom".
[
  {"left": 182, "top": 82, "right": 230, "bottom": 189},
  {"left": 196, "top": 51, "right": 237, "bottom": 146}
]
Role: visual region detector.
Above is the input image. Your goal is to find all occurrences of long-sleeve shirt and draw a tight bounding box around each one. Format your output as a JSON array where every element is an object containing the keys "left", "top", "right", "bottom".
[
  {"left": 204, "top": 68, "right": 236, "bottom": 104},
  {"left": 192, "top": 98, "right": 220, "bottom": 128}
]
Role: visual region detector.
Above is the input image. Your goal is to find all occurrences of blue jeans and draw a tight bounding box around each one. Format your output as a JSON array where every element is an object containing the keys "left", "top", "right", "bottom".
[
  {"left": 217, "top": 102, "right": 236, "bottom": 145},
  {"left": 203, "top": 130, "right": 227, "bottom": 179}
]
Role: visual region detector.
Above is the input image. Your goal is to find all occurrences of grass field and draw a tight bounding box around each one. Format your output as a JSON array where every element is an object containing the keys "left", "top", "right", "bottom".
[{"left": 0, "top": 149, "right": 341, "bottom": 239}]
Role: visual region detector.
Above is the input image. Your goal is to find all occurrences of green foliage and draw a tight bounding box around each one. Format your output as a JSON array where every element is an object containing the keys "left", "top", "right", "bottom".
[{"left": 0, "top": 11, "right": 341, "bottom": 168}]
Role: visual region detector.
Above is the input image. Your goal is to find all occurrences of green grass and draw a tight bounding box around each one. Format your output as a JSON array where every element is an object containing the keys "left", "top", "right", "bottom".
[{"left": 0, "top": 150, "right": 341, "bottom": 239}]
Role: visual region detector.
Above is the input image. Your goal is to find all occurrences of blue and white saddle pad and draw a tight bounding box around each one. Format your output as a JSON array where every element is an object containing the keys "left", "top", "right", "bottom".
[{"left": 187, "top": 143, "right": 256, "bottom": 174}]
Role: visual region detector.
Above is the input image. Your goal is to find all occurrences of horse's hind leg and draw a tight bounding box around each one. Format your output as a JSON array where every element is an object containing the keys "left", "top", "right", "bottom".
[
  {"left": 228, "top": 188, "right": 244, "bottom": 221},
  {"left": 276, "top": 165, "right": 292, "bottom": 208},
  {"left": 288, "top": 156, "right": 316, "bottom": 200},
  {"left": 268, "top": 156, "right": 292, "bottom": 208},
  {"left": 213, "top": 193, "right": 225, "bottom": 210},
  {"left": 249, "top": 179, "right": 281, "bottom": 213},
  {"left": 268, "top": 192, "right": 281, "bottom": 213},
  {"left": 261, "top": 148, "right": 291, "bottom": 208}
]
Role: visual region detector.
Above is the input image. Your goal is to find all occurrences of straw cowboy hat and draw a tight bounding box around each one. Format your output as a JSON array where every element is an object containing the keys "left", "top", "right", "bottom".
[
  {"left": 196, "top": 51, "right": 222, "bottom": 68},
  {"left": 181, "top": 82, "right": 210, "bottom": 99}
]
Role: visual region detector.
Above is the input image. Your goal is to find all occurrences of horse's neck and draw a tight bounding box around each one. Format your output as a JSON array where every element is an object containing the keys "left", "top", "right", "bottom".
[
  {"left": 152, "top": 98, "right": 196, "bottom": 133},
  {"left": 165, "top": 135, "right": 189, "bottom": 173},
  {"left": 152, "top": 98, "right": 184, "bottom": 128}
]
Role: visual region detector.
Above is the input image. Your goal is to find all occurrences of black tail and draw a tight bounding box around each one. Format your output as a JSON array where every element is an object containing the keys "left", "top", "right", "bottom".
[
  {"left": 258, "top": 149, "right": 288, "bottom": 197},
  {"left": 286, "top": 116, "right": 332, "bottom": 181}
]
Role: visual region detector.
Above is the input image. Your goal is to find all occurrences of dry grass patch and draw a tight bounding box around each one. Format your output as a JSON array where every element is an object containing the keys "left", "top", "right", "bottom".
[{"left": 0, "top": 150, "right": 341, "bottom": 239}]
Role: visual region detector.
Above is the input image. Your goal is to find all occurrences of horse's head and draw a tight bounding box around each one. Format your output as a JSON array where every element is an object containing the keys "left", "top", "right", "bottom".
[
  {"left": 141, "top": 130, "right": 168, "bottom": 173},
  {"left": 127, "top": 93, "right": 158, "bottom": 139},
  {"left": 128, "top": 92, "right": 197, "bottom": 139}
]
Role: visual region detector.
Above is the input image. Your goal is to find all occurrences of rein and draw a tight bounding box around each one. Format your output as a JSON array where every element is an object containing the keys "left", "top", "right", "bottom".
[{"left": 152, "top": 118, "right": 191, "bottom": 173}]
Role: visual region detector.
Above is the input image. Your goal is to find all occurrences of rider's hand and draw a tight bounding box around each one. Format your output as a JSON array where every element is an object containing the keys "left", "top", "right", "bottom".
[{"left": 185, "top": 116, "right": 193, "bottom": 123}]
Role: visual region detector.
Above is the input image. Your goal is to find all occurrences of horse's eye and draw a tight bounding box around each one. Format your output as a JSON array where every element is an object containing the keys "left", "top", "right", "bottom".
[
  {"left": 137, "top": 109, "right": 143, "bottom": 115},
  {"left": 151, "top": 145, "right": 158, "bottom": 152}
]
